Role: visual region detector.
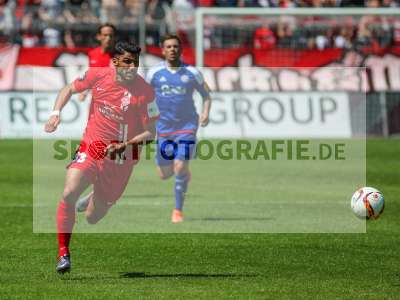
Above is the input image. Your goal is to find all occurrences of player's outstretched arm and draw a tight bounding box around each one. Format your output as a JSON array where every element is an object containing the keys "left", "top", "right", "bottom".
[{"left": 44, "top": 83, "right": 77, "bottom": 133}]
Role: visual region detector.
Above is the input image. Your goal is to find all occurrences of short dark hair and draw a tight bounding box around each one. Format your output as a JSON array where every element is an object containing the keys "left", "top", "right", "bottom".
[
  {"left": 97, "top": 23, "right": 116, "bottom": 35},
  {"left": 161, "top": 34, "right": 181, "bottom": 46},
  {"left": 113, "top": 41, "right": 141, "bottom": 57}
]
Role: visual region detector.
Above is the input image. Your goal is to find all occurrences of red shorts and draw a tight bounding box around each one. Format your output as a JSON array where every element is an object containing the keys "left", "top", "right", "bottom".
[{"left": 67, "top": 145, "right": 135, "bottom": 206}]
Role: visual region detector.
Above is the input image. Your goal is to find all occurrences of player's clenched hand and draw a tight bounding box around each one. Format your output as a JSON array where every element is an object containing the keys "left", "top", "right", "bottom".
[
  {"left": 44, "top": 115, "right": 60, "bottom": 133},
  {"left": 105, "top": 142, "right": 127, "bottom": 156},
  {"left": 200, "top": 112, "right": 209, "bottom": 127}
]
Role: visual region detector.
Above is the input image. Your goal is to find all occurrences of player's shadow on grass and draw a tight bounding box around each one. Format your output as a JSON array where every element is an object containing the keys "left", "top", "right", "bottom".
[
  {"left": 123, "top": 194, "right": 202, "bottom": 199},
  {"left": 59, "top": 273, "right": 258, "bottom": 281},
  {"left": 119, "top": 272, "right": 258, "bottom": 279},
  {"left": 188, "top": 217, "right": 274, "bottom": 221}
]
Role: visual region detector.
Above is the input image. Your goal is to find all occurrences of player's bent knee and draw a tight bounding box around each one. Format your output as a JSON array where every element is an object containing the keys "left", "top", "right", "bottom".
[
  {"left": 85, "top": 200, "right": 110, "bottom": 224},
  {"left": 86, "top": 209, "right": 107, "bottom": 224},
  {"left": 158, "top": 167, "right": 174, "bottom": 180},
  {"left": 159, "top": 172, "right": 172, "bottom": 180},
  {"left": 174, "top": 164, "right": 188, "bottom": 177}
]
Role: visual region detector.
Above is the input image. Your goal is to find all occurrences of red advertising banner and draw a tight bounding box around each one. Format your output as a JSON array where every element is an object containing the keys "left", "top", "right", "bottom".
[{"left": 5, "top": 46, "right": 400, "bottom": 91}]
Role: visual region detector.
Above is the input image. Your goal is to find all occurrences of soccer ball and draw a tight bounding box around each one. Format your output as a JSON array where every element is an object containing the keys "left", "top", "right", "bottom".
[{"left": 351, "top": 187, "right": 384, "bottom": 219}]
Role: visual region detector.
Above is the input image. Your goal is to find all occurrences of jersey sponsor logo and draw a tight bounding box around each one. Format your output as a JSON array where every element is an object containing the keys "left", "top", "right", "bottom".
[
  {"left": 161, "top": 84, "right": 187, "bottom": 96},
  {"left": 147, "top": 100, "right": 160, "bottom": 118},
  {"left": 98, "top": 105, "right": 124, "bottom": 121},
  {"left": 96, "top": 87, "right": 105, "bottom": 91}
]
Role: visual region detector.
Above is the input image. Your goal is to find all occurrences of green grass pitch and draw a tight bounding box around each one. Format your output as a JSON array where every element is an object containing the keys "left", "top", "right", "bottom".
[{"left": 0, "top": 139, "right": 399, "bottom": 299}]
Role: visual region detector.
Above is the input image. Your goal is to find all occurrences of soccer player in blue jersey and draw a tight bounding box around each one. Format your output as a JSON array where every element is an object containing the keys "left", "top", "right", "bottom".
[{"left": 146, "top": 34, "right": 212, "bottom": 223}]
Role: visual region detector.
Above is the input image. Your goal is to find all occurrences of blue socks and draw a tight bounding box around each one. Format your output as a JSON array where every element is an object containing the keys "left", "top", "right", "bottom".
[{"left": 175, "top": 173, "right": 189, "bottom": 211}]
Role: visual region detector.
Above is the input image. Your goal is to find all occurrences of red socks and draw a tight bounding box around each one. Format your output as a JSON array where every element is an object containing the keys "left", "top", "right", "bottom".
[{"left": 57, "top": 200, "right": 75, "bottom": 257}]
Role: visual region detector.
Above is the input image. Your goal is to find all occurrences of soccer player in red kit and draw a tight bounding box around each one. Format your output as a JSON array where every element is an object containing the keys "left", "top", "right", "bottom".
[
  {"left": 44, "top": 41, "right": 159, "bottom": 274},
  {"left": 79, "top": 23, "right": 116, "bottom": 101},
  {"left": 88, "top": 23, "right": 115, "bottom": 67}
]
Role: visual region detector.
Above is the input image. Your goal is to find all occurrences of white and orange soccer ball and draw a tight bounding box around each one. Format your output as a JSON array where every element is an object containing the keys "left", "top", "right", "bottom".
[{"left": 351, "top": 187, "right": 385, "bottom": 220}]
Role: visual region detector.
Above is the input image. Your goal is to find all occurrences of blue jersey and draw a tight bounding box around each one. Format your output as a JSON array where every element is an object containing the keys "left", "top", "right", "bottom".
[{"left": 146, "top": 62, "right": 210, "bottom": 136}]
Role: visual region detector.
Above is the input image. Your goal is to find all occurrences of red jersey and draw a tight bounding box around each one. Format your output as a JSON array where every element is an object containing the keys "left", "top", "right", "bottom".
[
  {"left": 88, "top": 47, "right": 112, "bottom": 67},
  {"left": 73, "top": 67, "right": 159, "bottom": 146}
]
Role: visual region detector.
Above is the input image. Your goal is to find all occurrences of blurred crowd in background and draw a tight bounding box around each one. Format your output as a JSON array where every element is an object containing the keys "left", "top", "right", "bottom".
[{"left": 0, "top": 0, "right": 399, "bottom": 49}]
